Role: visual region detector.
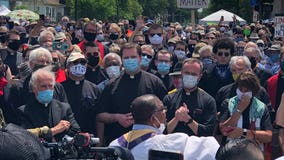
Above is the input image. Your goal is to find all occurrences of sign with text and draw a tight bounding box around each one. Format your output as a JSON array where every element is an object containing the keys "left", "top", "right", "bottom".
[
  {"left": 275, "top": 16, "right": 284, "bottom": 37},
  {"left": 177, "top": 0, "right": 210, "bottom": 9}
]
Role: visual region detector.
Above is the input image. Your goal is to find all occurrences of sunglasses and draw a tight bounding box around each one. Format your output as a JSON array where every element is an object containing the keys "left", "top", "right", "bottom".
[
  {"left": 217, "top": 52, "right": 230, "bottom": 57},
  {"left": 150, "top": 33, "right": 162, "bottom": 37},
  {"left": 141, "top": 53, "right": 152, "bottom": 59},
  {"left": 73, "top": 59, "right": 87, "bottom": 65}
]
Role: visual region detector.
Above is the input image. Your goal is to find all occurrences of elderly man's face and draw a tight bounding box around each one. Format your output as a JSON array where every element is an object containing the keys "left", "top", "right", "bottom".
[
  {"left": 33, "top": 73, "right": 54, "bottom": 96},
  {"left": 30, "top": 55, "right": 52, "bottom": 71}
]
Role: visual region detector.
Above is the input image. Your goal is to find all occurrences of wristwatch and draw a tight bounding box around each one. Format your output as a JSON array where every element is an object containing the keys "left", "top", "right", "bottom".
[
  {"left": 185, "top": 118, "right": 193, "bottom": 125},
  {"left": 243, "top": 128, "right": 247, "bottom": 136}
]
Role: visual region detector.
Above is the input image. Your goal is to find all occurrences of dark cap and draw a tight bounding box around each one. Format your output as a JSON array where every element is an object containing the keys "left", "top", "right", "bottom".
[{"left": 169, "top": 62, "right": 182, "bottom": 76}]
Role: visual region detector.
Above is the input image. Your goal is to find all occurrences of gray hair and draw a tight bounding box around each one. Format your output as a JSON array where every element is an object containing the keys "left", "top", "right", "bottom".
[
  {"left": 198, "top": 45, "right": 213, "bottom": 55},
  {"left": 29, "top": 47, "right": 52, "bottom": 64},
  {"left": 38, "top": 30, "right": 55, "bottom": 43},
  {"left": 229, "top": 56, "right": 251, "bottom": 71},
  {"left": 102, "top": 52, "right": 122, "bottom": 67},
  {"left": 244, "top": 47, "right": 262, "bottom": 59},
  {"left": 29, "top": 67, "right": 55, "bottom": 91}
]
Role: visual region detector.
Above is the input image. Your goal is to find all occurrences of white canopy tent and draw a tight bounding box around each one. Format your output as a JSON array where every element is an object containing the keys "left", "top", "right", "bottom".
[
  {"left": 200, "top": 9, "right": 246, "bottom": 25},
  {"left": 0, "top": 4, "right": 10, "bottom": 16}
]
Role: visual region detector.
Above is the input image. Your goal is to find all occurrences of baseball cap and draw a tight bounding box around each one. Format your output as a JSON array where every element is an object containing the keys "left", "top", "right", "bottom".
[
  {"left": 169, "top": 62, "right": 182, "bottom": 76},
  {"left": 55, "top": 32, "right": 66, "bottom": 41},
  {"left": 66, "top": 52, "right": 86, "bottom": 65}
]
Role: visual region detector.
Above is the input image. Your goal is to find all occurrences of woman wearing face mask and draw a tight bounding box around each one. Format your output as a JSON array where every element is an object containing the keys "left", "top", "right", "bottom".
[{"left": 219, "top": 71, "right": 272, "bottom": 146}]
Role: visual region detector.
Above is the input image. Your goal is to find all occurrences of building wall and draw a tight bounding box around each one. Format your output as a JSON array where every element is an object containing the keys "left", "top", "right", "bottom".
[{"left": 272, "top": 0, "right": 284, "bottom": 16}]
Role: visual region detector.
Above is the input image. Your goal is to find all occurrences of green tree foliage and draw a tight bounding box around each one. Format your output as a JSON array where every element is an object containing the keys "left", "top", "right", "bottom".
[
  {"left": 14, "top": 5, "right": 28, "bottom": 10},
  {"left": 67, "top": 0, "right": 142, "bottom": 21}
]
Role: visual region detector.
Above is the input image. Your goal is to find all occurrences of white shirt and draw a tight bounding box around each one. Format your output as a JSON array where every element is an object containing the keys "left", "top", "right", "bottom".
[{"left": 109, "top": 124, "right": 219, "bottom": 160}]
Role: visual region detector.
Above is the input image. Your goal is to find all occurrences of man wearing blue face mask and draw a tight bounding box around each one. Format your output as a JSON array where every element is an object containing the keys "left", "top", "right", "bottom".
[
  {"left": 153, "top": 49, "right": 175, "bottom": 91},
  {"left": 164, "top": 58, "right": 217, "bottom": 137},
  {"left": 18, "top": 68, "right": 80, "bottom": 142},
  {"left": 260, "top": 44, "right": 281, "bottom": 75},
  {"left": 97, "top": 43, "right": 167, "bottom": 145},
  {"left": 61, "top": 52, "right": 100, "bottom": 135}
]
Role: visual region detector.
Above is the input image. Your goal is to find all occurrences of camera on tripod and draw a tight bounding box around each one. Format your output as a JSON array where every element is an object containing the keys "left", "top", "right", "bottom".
[{"left": 43, "top": 132, "right": 134, "bottom": 160}]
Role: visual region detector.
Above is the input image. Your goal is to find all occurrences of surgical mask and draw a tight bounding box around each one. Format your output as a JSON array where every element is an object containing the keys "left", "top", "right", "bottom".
[
  {"left": 123, "top": 58, "right": 139, "bottom": 74},
  {"left": 201, "top": 58, "right": 213, "bottom": 65},
  {"left": 280, "top": 61, "right": 284, "bottom": 72},
  {"left": 174, "top": 50, "right": 186, "bottom": 61},
  {"left": 84, "top": 32, "right": 96, "bottom": 41},
  {"left": 183, "top": 74, "right": 198, "bottom": 89},
  {"left": 236, "top": 88, "right": 252, "bottom": 100},
  {"left": 70, "top": 64, "right": 86, "bottom": 77},
  {"left": 168, "top": 46, "right": 174, "bottom": 52},
  {"left": 37, "top": 89, "right": 53, "bottom": 105},
  {"left": 96, "top": 34, "right": 104, "bottom": 42},
  {"left": 153, "top": 116, "right": 165, "bottom": 133},
  {"left": 149, "top": 35, "right": 163, "bottom": 45},
  {"left": 106, "top": 65, "right": 120, "bottom": 79},
  {"left": 157, "top": 62, "right": 170, "bottom": 75},
  {"left": 270, "top": 53, "right": 280, "bottom": 63},
  {"left": 220, "top": 27, "right": 225, "bottom": 32},
  {"left": 232, "top": 73, "right": 239, "bottom": 81},
  {"left": 8, "top": 40, "right": 21, "bottom": 51},
  {"left": 141, "top": 56, "right": 151, "bottom": 68}
]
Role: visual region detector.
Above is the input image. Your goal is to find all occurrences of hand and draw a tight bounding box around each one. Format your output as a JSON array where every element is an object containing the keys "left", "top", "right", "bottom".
[
  {"left": 175, "top": 103, "right": 190, "bottom": 122},
  {"left": 226, "top": 127, "right": 243, "bottom": 138},
  {"left": 238, "top": 95, "right": 251, "bottom": 112},
  {"left": 51, "top": 120, "right": 70, "bottom": 136},
  {"left": 116, "top": 113, "right": 134, "bottom": 128}
]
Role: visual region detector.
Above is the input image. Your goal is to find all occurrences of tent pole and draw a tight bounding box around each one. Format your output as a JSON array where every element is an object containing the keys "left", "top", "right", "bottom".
[{"left": 191, "top": 9, "right": 195, "bottom": 28}]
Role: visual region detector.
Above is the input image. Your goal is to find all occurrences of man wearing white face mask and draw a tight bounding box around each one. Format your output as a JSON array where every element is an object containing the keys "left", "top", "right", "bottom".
[
  {"left": 61, "top": 52, "right": 100, "bottom": 134},
  {"left": 109, "top": 94, "right": 219, "bottom": 160},
  {"left": 163, "top": 58, "right": 217, "bottom": 137},
  {"left": 97, "top": 52, "right": 122, "bottom": 93}
]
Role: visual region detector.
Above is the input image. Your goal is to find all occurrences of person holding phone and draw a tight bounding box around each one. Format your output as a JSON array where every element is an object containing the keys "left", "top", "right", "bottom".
[{"left": 109, "top": 94, "right": 219, "bottom": 160}]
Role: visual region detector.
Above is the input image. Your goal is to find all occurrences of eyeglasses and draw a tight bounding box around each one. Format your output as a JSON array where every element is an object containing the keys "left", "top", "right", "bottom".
[
  {"left": 217, "top": 52, "right": 230, "bottom": 57},
  {"left": 73, "top": 59, "right": 87, "bottom": 65},
  {"left": 141, "top": 53, "right": 152, "bottom": 59},
  {"left": 52, "top": 58, "right": 59, "bottom": 62},
  {"left": 155, "top": 107, "right": 167, "bottom": 112},
  {"left": 150, "top": 33, "right": 162, "bottom": 37}
]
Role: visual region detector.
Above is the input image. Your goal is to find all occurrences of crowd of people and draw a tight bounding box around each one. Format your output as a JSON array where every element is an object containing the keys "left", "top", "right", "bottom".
[{"left": 0, "top": 14, "right": 283, "bottom": 159}]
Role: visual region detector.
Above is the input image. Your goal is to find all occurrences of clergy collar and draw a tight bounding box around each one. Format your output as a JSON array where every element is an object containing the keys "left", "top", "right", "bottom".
[
  {"left": 87, "top": 65, "right": 99, "bottom": 72},
  {"left": 125, "top": 70, "right": 142, "bottom": 79},
  {"left": 68, "top": 78, "right": 84, "bottom": 85},
  {"left": 183, "top": 87, "right": 198, "bottom": 96}
]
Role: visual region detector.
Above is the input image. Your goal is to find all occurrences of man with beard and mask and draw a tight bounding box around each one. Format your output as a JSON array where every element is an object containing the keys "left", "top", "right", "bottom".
[
  {"left": 96, "top": 43, "right": 167, "bottom": 145},
  {"left": 164, "top": 58, "right": 217, "bottom": 137},
  {"left": 3, "top": 47, "right": 68, "bottom": 125},
  {"left": 0, "top": 29, "right": 23, "bottom": 75},
  {"left": 61, "top": 52, "right": 100, "bottom": 134},
  {"left": 199, "top": 38, "right": 235, "bottom": 97},
  {"left": 109, "top": 94, "right": 219, "bottom": 160},
  {"left": 77, "top": 20, "right": 107, "bottom": 62},
  {"left": 97, "top": 52, "right": 122, "bottom": 93},
  {"left": 84, "top": 41, "right": 108, "bottom": 84},
  {"left": 267, "top": 47, "right": 284, "bottom": 122},
  {"left": 18, "top": 68, "right": 80, "bottom": 142},
  {"left": 244, "top": 47, "right": 273, "bottom": 87},
  {"left": 152, "top": 49, "right": 174, "bottom": 91}
]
